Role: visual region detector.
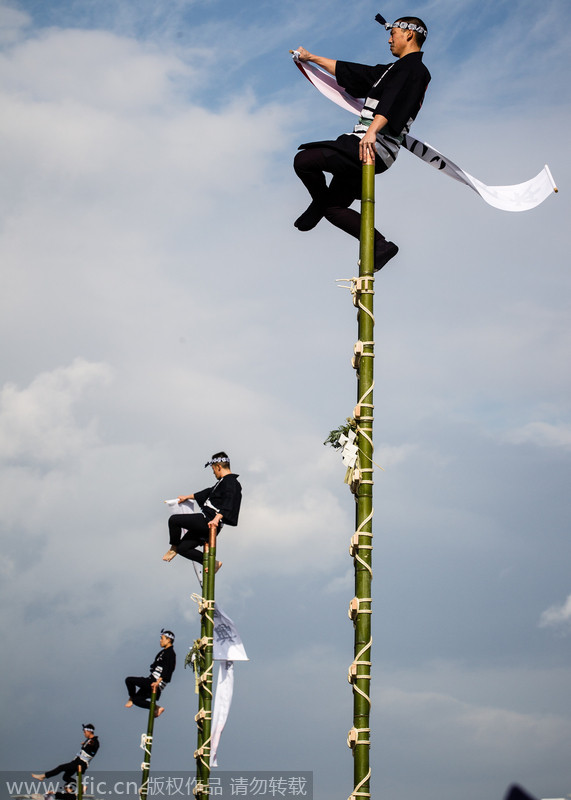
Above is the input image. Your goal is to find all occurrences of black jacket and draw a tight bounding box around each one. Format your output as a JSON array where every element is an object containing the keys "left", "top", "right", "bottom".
[
  {"left": 150, "top": 646, "right": 176, "bottom": 684},
  {"left": 194, "top": 473, "right": 242, "bottom": 527}
]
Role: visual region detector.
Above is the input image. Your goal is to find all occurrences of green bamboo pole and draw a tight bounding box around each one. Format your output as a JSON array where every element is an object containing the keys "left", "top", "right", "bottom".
[
  {"left": 140, "top": 689, "right": 157, "bottom": 800},
  {"left": 348, "top": 158, "right": 375, "bottom": 800},
  {"left": 77, "top": 765, "right": 83, "bottom": 800},
  {"left": 194, "top": 529, "right": 217, "bottom": 800}
]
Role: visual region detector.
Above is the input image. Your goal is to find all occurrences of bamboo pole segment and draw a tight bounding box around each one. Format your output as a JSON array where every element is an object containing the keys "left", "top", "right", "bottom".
[
  {"left": 140, "top": 689, "right": 157, "bottom": 800},
  {"left": 348, "top": 157, "right": 375, "bottom": 800},
  {"left": 194, "top": 528, "right": 217, "bottom": 800},
  {"left": 77, "top": 765, "right": 83, "bottom": 800}
]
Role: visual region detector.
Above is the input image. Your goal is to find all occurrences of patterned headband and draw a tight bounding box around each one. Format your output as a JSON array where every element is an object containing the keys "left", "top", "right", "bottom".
[
  {"left": 204, "top": 456, "right": 229, "bottom": 467},
  {"left": 375, "top": 13, "right": 427, "bottom": 37}
]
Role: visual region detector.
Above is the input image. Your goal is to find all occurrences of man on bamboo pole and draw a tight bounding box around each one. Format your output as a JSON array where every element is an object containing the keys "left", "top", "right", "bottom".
[
  {"left": 31, "top": 724, "right": 99, "bottom": 784},
  {"left": 124, "top": 629, "right": 176, "bottom": 718},
  {"left": 162, "top": 451, "right": 242, "bottom": 573},
  {"left": 292, "top": 14, "right": 430, "bottom": 271}
]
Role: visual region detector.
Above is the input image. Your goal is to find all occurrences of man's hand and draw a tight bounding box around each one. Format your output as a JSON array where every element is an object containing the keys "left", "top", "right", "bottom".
[
  {"left": 151, "top": 680, "right": 161, "bottom": 692},
  {"left": 292, "top": 46, "right": 337, "bottom": 76},
  {"left": 177, "top": 494, "right": 193, "bottom": 503},
  {"left": 358, "top": 114, "right": 389, "bottom": 163},
  {"left": 359, "top": 129, "right": 377, "bottom": 163},
  {"left": 208, "top": 514, "right": 222, "bottom": 531},
  {"left": 295, "top": 46, "right": 312, "bottom": 62}
]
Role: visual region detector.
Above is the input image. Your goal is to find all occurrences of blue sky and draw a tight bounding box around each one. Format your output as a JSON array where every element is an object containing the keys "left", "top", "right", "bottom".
[{"left": 0, "top": 2, "right": 570, "bottom": 800}]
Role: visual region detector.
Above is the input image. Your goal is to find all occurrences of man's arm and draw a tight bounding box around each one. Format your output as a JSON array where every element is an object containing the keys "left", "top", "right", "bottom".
[
  {"left": 358, "top": 114, "right": 389, "bottom": 163},
  {"left": 295, "top": 46, "right": 336, "bottom": 76},
  {"left": 177, "top": 494, "right": 195, "bottom": 503}
]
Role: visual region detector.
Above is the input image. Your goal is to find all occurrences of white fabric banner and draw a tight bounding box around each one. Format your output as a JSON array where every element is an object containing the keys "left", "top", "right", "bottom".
[
  {"left": 293, "top": 57, "right": 558, "bottom": 212},
  {"left": 164, "top": 497, "right": 196, "bottom": 536},
  {"left": 211, "top": 660, "right": 234, "bottom": 767},
  {"left": 210, "top": 605, "right": 248, "bottom": 765},
  {"left": 213, "top": 604, "right": 249, "bottom": 662}
]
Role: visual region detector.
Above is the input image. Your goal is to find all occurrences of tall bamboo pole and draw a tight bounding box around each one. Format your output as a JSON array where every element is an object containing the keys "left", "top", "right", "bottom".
[
  {"left": 348, "top": 158, "right": 375, "bottom": 800},
  {"left": 140, "top": 689, "right": 157, "bottom": 800},
  {"left": 77, "top": 765, "right": 83, "bottom": 800},
  {"left": 194, "top": 528, "right": 217, "bottom": 800}
]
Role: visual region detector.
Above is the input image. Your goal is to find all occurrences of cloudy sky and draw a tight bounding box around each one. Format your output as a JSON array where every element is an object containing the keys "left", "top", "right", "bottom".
[{"left": 1, "top": 1, "right": 570, "bottom": 800}]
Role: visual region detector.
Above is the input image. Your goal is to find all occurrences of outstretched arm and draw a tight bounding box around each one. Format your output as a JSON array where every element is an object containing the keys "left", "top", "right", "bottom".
[
  {"left": 177, "top": 494, "right": 195, "bottom": 503},
  {"left": 294, "top": 46, "right": 337, "bottom": 76}
]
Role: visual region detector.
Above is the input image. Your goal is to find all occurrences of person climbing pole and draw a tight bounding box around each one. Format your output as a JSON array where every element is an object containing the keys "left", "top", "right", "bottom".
[
  {"left": 31, "top": 724, "right": 99, "bottom": 784},
  {"left": 292, "top": 13, "right": 430, "bottom": 271},
  {"left": 125, "top": 629, "right": 176, "bottom": 718},
  {"left": 163, "top": 451, "right": 242, "bottom": 572}
]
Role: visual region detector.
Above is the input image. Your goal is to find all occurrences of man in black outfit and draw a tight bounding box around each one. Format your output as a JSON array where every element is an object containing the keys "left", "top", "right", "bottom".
[
  {"left": 125, "top": 629, "right": 176, "bottom": 718},
  {"left": 32, "top": 724, "right": 99, "bottom": 784},
  {"left": 293, "top": 15, "right": 430, "bottom": 271},
  {"left": 163, "top": 451, "right": 242, "bottom": 573}
]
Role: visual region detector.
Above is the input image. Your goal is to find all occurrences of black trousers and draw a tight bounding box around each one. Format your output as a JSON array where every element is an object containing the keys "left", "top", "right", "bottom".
[
  {"left": 293, "top": 145, "right": 389, "bottom": 246},
  {"left": 44, "top": 758, "right": 86, "bottom": 783},
  {"left": 168, "top": 513, "right": 215, "bottom": 564},
  {"left": 125, "top": 675, "right": 162, "bottom": 709}
]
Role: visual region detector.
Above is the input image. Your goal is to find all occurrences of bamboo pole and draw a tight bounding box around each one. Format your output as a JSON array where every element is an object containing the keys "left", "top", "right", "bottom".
[
  {"left": 77, "top": 765, "right": 83, "bottom": 800},
  {"left": 194, "top": 527, "right": 217, "bottom": 800},
  {"left": 348, "top": 157, "right": 375, "bottom": 800},
  {"left": 140, "top": 689, "right": 157, "bottom": 800}
]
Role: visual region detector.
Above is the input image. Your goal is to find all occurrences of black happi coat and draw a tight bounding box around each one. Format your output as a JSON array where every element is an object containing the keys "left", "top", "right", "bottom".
[
  {"left": 77, "top": 735, "right": 100, "bottom": 765},
  {"left": 194, "top": 473, "right": 242, "bottom": 527},
  {"left": 150, "top": 646, "right": 176, "bottom": 684}
]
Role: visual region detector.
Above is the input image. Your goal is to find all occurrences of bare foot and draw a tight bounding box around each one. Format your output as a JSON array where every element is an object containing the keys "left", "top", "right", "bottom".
[
  {"left": 125, "top": 699, "right": 133, "bottom": 708},
  {"left": 162, "top": 549, "right": 177, "bottom": 562},
  {"left": 31, "top": 774, "right": 45, "bottom": 780},
  {"left": 155, "top": 706, "right": 165, "bottom": 718},
  {"left": 215, "top": 561, "right": 223, "bottom": 573}
]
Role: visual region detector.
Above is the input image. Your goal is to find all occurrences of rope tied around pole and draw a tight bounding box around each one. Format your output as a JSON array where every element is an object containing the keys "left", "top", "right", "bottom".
[
  {"left": 140, "top": 733, "right": 153, "bottom": 756},
  {"left": 347, "top": 726, "right": 371, "bottom": 748},
  {"left": 348, "top": 596, "right": 372, "bottom": 620},
  {"left": 350, "top": 512, "right": 374, "bottom": 576},
  {"left": 194, "top": 737, "right": 212, "bottom": 760},
  {"left": 352, "top": 341, "right": 375, "bottom": 370},
  {"left": 348, "top": 645, "right": 373, "bottom": 685},
  {"left": 190, "top": 592, "right": 215, "bottom": 620},
  {"left": 348, "top": 768, "right": 372, "bottom": 800},
  {"left": 337, "top": 276, "right": 375, "bottom": 309}
]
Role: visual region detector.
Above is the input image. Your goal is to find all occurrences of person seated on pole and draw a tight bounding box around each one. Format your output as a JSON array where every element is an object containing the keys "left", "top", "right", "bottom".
[
  {"left": 124, "top": 629, "right": 176, "bottom": 718},
  {"left": 32, "top": 724, "right": 99, "bottom": 784},
  {"left": 163, "top": 451, "right": 242, "bottom": 573},
  {"left": 292, "top": 13, "right": 430, "bottom": 271}
]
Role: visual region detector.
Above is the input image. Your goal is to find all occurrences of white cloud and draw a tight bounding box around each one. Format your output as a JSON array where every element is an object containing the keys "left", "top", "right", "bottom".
[
  {"left": 0, "top": 358, "right": 111, "bottom": 463},
  {"left": 539, "top": 595, "right": 571, "bottom": 630},
  {"left": 505, "top": 422, "right": 571, "bottom": 451}
]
